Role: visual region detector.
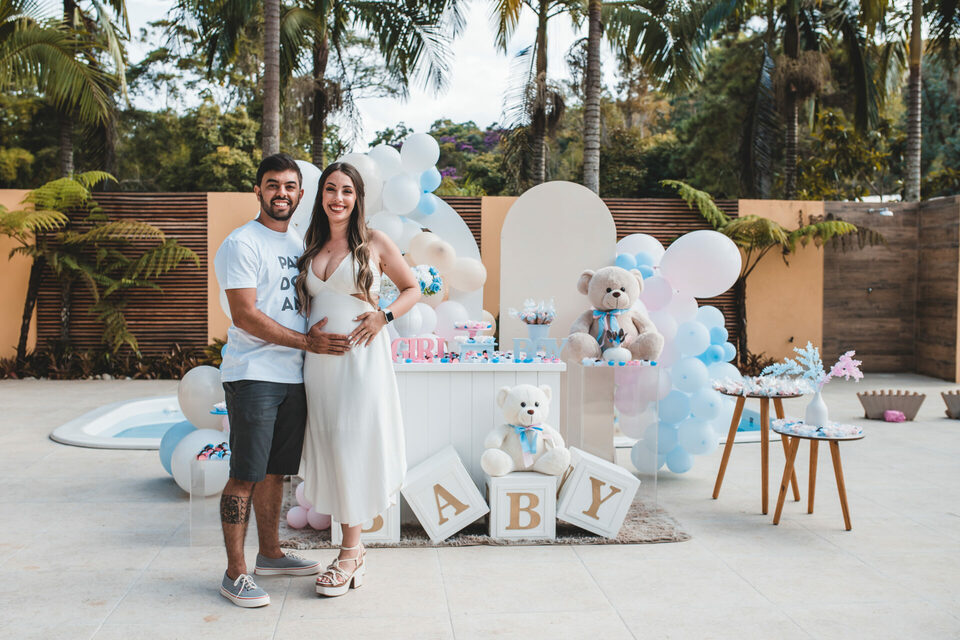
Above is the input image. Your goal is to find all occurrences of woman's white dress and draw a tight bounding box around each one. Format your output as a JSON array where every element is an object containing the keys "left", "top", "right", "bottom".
[{"left": 300, "top": 254, "right": 406, "bottom": 526}]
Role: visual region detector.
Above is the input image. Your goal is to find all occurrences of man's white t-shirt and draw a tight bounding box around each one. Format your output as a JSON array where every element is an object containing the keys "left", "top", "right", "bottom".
[{"left": 214, "top": 219, "right": 306, "bottom": 384}]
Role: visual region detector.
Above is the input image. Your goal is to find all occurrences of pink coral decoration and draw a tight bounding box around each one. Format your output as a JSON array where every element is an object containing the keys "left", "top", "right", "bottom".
[{"left": 823, "top": 350, "right": 863, "bottom": 387}]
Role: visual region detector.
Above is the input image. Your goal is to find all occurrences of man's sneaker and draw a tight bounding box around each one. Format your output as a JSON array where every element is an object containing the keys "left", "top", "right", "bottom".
[
  {"left": 254, "top": 551, "right": 322, "bottom": 576},
  {"left": 220, "top": 572, "right": 270, "bottom": 608}
]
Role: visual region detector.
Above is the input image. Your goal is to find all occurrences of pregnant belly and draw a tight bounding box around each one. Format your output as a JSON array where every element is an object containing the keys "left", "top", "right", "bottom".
[{"left": 308, "top": 290, "right": 371, "bottom": 335}]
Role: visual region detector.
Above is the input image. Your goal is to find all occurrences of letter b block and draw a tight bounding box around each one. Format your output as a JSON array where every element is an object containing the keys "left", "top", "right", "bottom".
[
  {"left": 331, "top": 503, "right": 400, "bottom": 544},
  {"left": 557, "top": 447, "right": 640, "bottom": 538},
  {"left": 401, "top": 446, "right": 489, "bottom": 543},
  {"left": 486, "top": 472, "right": 558, "bottom": 540}
]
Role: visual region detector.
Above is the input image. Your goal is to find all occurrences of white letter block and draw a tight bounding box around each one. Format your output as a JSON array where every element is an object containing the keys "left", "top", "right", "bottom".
[
  {"left": 331, "top": 502, "right": 401, "bottom": 545},
  {"left": 557, "top": 447, "right": 640, "bottom": 538},
  {"left": 401, "top": 446, "right": 489, "bottom": 543},
  {"left": 486, "top": 472, "right": 557, "bottom": 540}
]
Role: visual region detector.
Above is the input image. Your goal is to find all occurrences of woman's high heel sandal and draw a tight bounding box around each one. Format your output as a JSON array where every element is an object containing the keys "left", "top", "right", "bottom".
[{"left": 315, "top": 543, "right": 365, "bottom": 597}]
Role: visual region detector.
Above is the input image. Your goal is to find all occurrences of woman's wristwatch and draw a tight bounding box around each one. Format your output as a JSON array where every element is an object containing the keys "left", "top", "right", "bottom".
[{"left": 382, "top": 309, "right": 395, "bottom": 323}]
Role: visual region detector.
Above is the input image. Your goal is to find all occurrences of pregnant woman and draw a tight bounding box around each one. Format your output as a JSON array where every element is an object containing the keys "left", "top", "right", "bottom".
[{"left": 294, "top": 162, "right": 420, "bottom": 597}]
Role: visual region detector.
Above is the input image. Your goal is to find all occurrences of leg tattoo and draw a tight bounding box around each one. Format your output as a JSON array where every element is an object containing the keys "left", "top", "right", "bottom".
[{"left": 220, "top": 494, "right": 252, "bottom": 525}]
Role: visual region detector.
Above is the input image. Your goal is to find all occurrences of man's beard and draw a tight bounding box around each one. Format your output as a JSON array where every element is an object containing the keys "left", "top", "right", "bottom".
[{"left": 259, "top": 192, "right": 299, "bottom": 221}]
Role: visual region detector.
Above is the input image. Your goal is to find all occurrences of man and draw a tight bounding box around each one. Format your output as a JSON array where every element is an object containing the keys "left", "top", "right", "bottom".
[{"left": 213, "top": 153, "right": 350, "bottom": 608}]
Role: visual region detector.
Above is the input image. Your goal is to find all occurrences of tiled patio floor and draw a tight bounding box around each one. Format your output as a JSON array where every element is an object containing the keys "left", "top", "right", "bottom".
[{"left": 1, "top": 374, "right": 957, "bottom": 639}]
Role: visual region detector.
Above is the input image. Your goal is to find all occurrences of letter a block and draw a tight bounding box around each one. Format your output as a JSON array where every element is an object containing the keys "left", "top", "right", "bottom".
[
  {"left": 331, "top": 503, "right": 401, "bottom": 544},
  {"left": 557, "top": 447, "right": 640, "bottom": 538},
  {"left": 401, "top": 446, "right": 489, "bottom": 543},
  {"left": 486, "top": 472, "right": 557, "bottom": 540}
]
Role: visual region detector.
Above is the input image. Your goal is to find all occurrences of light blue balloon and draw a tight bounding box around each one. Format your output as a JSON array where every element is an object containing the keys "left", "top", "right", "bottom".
[
  {"left": 675, "top": 321, "right": 711, "bottom": 356},
  {"left": 159, "top": 420, "right": 196, "bottom": 476},
  {"left": 615, "top": 253, "right": 638, "bottom": 270},
  {"left": 677, "top": 418, "right": 717, "bottom": 455},
  {"left": 672, "top": 357, "right": 709, "bottom": 393},
  {"left": 691, "top": 388, "right": 722, "bottom": 420},
  {"left": 419, "top": 167, "right": 442, "bottom": 192},
  {"left": 630, "top": 441, "right": 665, "bottom": 474},
  {"left": 696, "top": 305, "right": 725, "bottom": 329},
  {"left": 702, "top": 344, "right": 725, "bottom": 364},
  {"left": 417, "top": 192, "right": 437, "bottom": 215},
  {"left": 659, "top": 390, "right": 691, "bottom": 424},
  {"left": 634, "top": 251, "right": 656, "bottom": 267},
  {"left": 722, "top": 342, "right": 737, "bottom": 362},
  {"left": 709, "top": 326, "right": 728, "bottom": 345},
  {"left": 657, "top": 422, "right": 679, "bottom": 454},
  {"left": 637, "top": 264, "right": 655, "bottom": 279},
  {"left": 666, "top": 446, "right": 694, "bottom": 473}
]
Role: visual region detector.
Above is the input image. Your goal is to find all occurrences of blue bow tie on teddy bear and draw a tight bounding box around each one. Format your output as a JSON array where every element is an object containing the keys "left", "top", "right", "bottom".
[{"left": 593, "top": 309, "right": 625, "bottom": 347}]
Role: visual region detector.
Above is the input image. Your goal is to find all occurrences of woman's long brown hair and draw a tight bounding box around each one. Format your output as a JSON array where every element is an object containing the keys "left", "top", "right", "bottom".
[{"left": 295, "top": 162, "right": 375, "bottom": 316}]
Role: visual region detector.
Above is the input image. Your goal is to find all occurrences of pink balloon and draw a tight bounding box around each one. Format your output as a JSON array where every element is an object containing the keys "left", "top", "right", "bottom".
[
  {"left": 307, "top": 508, "right": 331, "bottom": 530},
  {"left": 286, "top": 506, "right": 308, "bottom": 529},
  {"left": 667, "top": 292, "right": 698, "bottom": 322},
  {"left": 614, "top": 384, "right": 647, "bottom": 416},
  {"left": 639, "top": 276, "right": 673, "bottom": 311},
  {"left": 295, "top": 482, "right": 312, "bottom": 509}
]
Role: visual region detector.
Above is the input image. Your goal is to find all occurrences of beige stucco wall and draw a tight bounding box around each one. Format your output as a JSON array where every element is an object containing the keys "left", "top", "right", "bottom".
[
  {"left": 740, "top": 200, "right": 825, "bottom": 362},
  {"left": 479, "top": 196, "right": 517, "bottom": 318},
  {"left": 207, "top": 192, "right": 259, "bottom": 342},
  {"left": 0, "top": 190, "right": 36, "bottom": 358}
]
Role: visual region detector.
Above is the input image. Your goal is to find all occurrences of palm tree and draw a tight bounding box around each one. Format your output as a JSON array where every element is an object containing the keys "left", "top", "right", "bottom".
[
  {"left": 495, "top": 0, "right": 579, "bottom": 186},
  {"left": 582, "top": 0, "right": 602, "bottom": 193},
  {"left": 0, "top": 0, "right": 117, "bottom": 168},
  {"left": 263, "top": 0, "right": 280, "bottom": 155},
  {"left": 57, "top": 0, "right": 129, "bottom": 176},
  {"left": 177, "top": 0, "right": 464, "bottom": 165}
]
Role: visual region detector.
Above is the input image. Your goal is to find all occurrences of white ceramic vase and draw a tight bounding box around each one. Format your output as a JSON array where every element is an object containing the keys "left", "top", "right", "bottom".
[{"left": 805, "top": 388, "right": 829, "bottom": 427}]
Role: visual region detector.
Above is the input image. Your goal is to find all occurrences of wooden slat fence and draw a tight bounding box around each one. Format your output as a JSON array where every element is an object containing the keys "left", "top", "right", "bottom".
[
  {"left": 37, "top": 193, "right": 740, "bottom": 355},
  {"left": 36, "top": 193, "right": 208, "bottom": 355}
]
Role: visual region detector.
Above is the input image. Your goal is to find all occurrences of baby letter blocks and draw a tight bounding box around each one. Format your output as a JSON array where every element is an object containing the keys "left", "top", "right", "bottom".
[
  {"left": 331, "top": 503, "right": 401, "bottom": 544},
  {"left": 486, "top": 472, "right": 558, "bottom": 540},
  {"left": 402, "top": 446, "right": 489, "bottom": 543},
  {"left": 557, "top": 447, "right": 640, "bottom": 538}
]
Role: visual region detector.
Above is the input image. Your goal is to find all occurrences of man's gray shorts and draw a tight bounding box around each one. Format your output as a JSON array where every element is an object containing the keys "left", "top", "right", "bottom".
[{"left": 222, "top": 380, "right": 307, "bottom": 482}]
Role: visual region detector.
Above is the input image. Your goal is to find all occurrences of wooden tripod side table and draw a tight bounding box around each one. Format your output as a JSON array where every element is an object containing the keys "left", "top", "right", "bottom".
[
  {"left": 770, "top": 419, "right": 864, "bottom": 531},
  {"left": 712, "top": 391, "right": 803, "bottom": 514}
]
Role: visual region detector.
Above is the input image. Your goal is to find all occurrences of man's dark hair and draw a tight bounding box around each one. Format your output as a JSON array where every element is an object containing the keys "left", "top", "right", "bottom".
[{"left": 256, "top": 153, "right": 302, "bottom": 187}]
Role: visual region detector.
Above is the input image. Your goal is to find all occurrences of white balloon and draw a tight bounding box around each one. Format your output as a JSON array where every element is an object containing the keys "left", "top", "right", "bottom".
[
  {"left": 337, "top": 152, "right": 382, "bottom": 208},
  {"left": 481, "top": 310, "right": 496, "bottom": 335},
  {"left": 434, "top": 300, "right": 469, "bottom": 341},
  {"left": 424, "top": 239, "right": 457, "bottom": 273},
  {"left": 178, "top": 366, "right": 224, "bottom": 430},
  {"left": 445, "top": 257, "right": 486, "bottom": 292},
  {"left": 171, "top": 428, "right": 231, "bottom": 495},
  {"left": 367, "top": 211, "right": 404, "bottom": 243},
  {"left": 416, "top": 302, "right": 438, "bottom": 334},
  {"left": 393, "top": 304, "right": 423, "bottom": 337},
  {"left": 649, "top": 310, "right": 678, "bottom": 342},
  {"left": 291, "top": 160, "right": 322, "bottom": 235},
  {"left": 369, "top": 144, "right": 402, "bottom": 180},
  {"left": 408, "top": 232, "right": 441, "bottom": 264},
  {"left": 708, "top": 361, "right": 742, "bottom": 384},
  {"left": 640, "top": 276, "right": 673, "bottom": 311},
  {"left": 668, "top": 292, "right": 698, "bottom": 322},
  {"left": 382, "top": 173, "right": 421, "bottom": 215},
  {"left": 397, "top": 217, "right": 423, "bottom": 253},
  {"left": 660, "top": 230, "right": 741, "bottom": 298},
  {"left": 400, "top": 133, "right": 440, "bottom": 172},
  {"left": 617, "top": 233, "right": 665, "bottom": 262}
]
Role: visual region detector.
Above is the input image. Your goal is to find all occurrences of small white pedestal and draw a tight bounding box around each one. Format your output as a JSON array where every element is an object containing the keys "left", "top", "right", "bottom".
[
  {"left": 401, "top": 446, "right": 489, "bottom": 543},
  {"left": 331, "top": 503, "right": 401, "bottom": 544},
  {"left": 557, "top": 447, "right": 639, "bottom": 538},
  {"left": 486, "top": 472, "right": 558, "bottom": 540}
]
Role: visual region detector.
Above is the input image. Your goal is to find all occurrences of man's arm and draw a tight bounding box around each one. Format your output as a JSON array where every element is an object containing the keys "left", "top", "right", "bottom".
[{"left": 225, "top": 289, "right": 350, "bottom": 355}]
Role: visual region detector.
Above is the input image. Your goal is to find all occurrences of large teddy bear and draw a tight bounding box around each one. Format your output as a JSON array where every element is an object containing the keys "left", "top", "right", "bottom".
[
  {"left": 560, "top": 265, "right": 664, "bottom": 363},
  {"left": 481, "top": 384, "right": 570, "bottom": 476}
]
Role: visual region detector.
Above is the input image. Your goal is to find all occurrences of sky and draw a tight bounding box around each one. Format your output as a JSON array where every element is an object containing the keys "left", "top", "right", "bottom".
[{"left": 126, "top": 0, "right": 619, "bottom": 150}]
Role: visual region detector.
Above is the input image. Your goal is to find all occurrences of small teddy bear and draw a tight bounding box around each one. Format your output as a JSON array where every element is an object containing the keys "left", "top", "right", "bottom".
[
  {"left": 481, "top": 384, "right": 570, "bottom": 477},
  {"left": 560, "top": 265, "right": 664, "bottom": 363}
]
